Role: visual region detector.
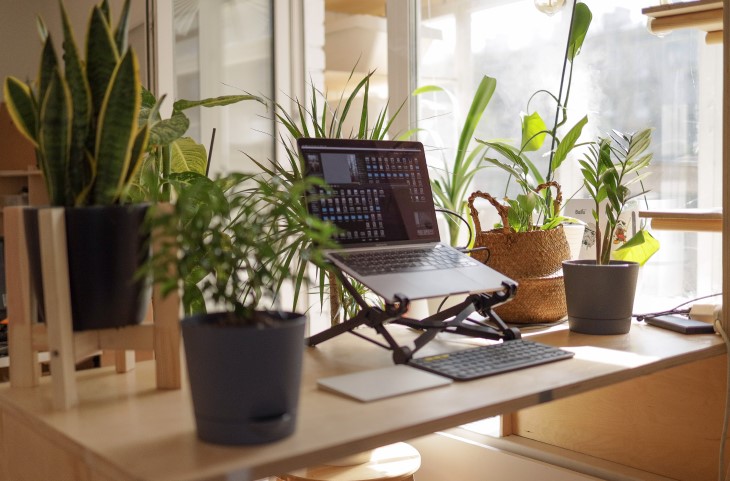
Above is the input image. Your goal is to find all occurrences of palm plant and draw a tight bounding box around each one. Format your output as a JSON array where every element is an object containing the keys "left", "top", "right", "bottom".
[{"left": 250, "top": 70, "right": 410, "bottom": 321}]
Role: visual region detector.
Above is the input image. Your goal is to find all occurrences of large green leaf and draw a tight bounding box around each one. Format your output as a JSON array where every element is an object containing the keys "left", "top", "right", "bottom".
[
  {"left": 93, "top": 50, "right": 141, "bottom": 205},
  {"left": 170, "top": 137, "right": 207, "bottom": 175},
  {"left": 172, "top": 94, "right": 264, "bottom": 111},
  {"left": 39, "top": 70, "right": 72, "bottom": 206},
  {"left": 520, "top": 111, "right": 547, "bottom": 152},
  {"left": 551, "top": 115, "right": 588, "bottom": 171},
  {"left": 568, "top": 2, "right": 593, "bottom": 61},
  {"left": 454, "top": 75, "right": 496, "bottom": 172},
  {"left": 3, "top": 78, "right": 38, "bottom": 146},
  {"left": 85, "top": 5, "right": 119, "bottom": 118},
  {"left": 148, "top": 110, "right": 189, "bottom": 147},
  {"left": 38, "top": 36, "right": 58, "bottom": 105}
]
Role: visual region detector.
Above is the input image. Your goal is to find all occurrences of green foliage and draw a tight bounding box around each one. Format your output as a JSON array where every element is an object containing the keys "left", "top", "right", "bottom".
[
  {"left": 579, "top": 128, "right": 653, "bottom": 264},
  {"left": 147, "top": 172, "right": 337, "bottom": 320},
  {"left": 126, "top": 87, "right": 264, "bottom": 203},
  {"left": 251, "top": 69, "right": 409, "bottom": 312},
  {"left": 429, "top": 75, "right": 497, "bottom": 246},
  {"left": 475, "top": 2, "right": 592, "bottom": 232},
  {"left": 3, "top": 0, "right": 147, "bottom": 206}
]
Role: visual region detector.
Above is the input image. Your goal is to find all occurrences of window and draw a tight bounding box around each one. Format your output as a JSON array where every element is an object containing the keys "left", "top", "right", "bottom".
[
  {"left": 172, "top": 0, "right": 274, "bottom": 174},
  {"left": 411, "top": 0, "right": 721, "bottom": 309}
]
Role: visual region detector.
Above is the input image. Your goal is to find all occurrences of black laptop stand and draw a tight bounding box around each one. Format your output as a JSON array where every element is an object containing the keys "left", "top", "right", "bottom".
[{"left": 306, "top": 267, "right": 519, "bottom": 365}]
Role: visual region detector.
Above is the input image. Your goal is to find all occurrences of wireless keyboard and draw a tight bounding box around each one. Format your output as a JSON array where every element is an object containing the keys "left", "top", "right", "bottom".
[{"left": 409, "top": 339, "right": 575, "bottom": 381}]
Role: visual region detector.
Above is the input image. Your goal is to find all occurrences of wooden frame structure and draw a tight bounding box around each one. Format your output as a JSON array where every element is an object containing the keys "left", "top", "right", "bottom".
[{"left": 4, "top": 205, "right": 181, "bottom": 410}]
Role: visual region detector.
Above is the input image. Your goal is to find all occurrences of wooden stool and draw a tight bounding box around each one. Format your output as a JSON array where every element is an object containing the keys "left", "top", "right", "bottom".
[
  {"left": 4, "top": 206, "right": 181, "bottom": 410},
  {"left": 277, "top": 442, "right": 420, "bottom": 481}
]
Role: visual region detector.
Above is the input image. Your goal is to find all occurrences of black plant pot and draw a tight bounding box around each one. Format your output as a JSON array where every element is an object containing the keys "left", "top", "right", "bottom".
[
  {"left": 24, "top": 204, "right": 151, "bottom": 331},
  {"left": 182, "top": 311, "right": 306, "bottom": 445},
  {"left": 563, "top": 260, "right": 639, "bottom": 335},
  {"left": 22, "top": 207, "right": 46, "bottom": 323}
]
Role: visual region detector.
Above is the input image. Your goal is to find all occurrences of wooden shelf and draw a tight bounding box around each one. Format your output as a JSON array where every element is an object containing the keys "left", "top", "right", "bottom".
[
  {"left": 639, "top": 208, "right": 722, "bottom": 231},
  {"left": 643, "top": 1, "right": 723, "bottom": 43}
]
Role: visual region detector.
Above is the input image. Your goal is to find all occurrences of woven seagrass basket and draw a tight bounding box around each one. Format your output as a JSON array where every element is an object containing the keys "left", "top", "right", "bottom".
[{"left": 467, "top": 182, "right": 570, "bottom": 324}]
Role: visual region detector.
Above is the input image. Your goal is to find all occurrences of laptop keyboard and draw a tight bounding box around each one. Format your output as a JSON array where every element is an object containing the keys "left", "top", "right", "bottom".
[
  {"left": 332, "top": 246, "right": 478, "bottom": 276},
  {"left": 409, "top": 339, "right": 575, "bottom": 381}
]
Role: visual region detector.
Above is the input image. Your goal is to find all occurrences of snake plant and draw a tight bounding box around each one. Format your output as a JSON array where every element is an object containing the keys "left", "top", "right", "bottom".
[{"left": 3, "top": 0, "right": 147, "bottom": 206}]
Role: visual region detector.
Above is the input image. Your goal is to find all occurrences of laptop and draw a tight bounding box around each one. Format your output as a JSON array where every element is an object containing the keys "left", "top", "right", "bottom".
[{"left": 298, "top": 138, "right": 514, "bottom": 303}]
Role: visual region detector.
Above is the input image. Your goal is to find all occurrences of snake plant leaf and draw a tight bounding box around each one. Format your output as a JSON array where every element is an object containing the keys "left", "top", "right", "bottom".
[
  {"left": 148, "top": 110, "right": 189, "bottom": 147},
  {"left": 38, "top": 36, "right": 58, "bottom": 104},
  {"left": 61, "top": 3, "right": 93, "bottom": 202},
  {"left": 568, "top": 2, "right": 593, "bottom": 61},
  {"left": 170, "top": 137, "right": 207, "bottom": 175},
  {"left": 93, "top": 49, "right": 142, "bottom": 205},
  {"left": 86, "top": 5, "right": 120, "bottom": 119},
  {"left": 551, "top": 115, "right": 588, "bottom": 172},
  {"left": 172, "top": 94, "right": 264, "bottom": 111},
  {"left": 113, "top": 0, "right": 131, "bottom": 53},
  {"left": 520, "top": 111, "right": 547, "bottom": 152},
  {"left": 39, "top": 69, "right": 72, "bottom": 206},
  {"left": 99, "top": 0, "right": 112, "bottom": 23},
  {"left": 3, "top": 77, "right": 38, "bottom": 146},
  {"left": 613, "top": 229, "right": 659, "bottom": 266},
  {"left": 36, "top": 15, "right": 48, "bottom": 41}
]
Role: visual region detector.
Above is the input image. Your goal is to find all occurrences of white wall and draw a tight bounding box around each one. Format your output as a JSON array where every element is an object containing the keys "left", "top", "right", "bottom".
[{"left": 0, "top": 0, "right": 148, "bottom": 101}]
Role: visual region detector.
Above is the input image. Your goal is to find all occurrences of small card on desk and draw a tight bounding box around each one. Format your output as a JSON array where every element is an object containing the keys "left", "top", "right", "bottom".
[{"left": 317, "top": 365, "right": 452, "bottom": 402}]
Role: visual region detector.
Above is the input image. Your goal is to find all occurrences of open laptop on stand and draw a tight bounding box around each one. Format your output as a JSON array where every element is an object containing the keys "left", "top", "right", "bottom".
[{"left": 299, "top": 138, "right": 574, "bottom": 383}]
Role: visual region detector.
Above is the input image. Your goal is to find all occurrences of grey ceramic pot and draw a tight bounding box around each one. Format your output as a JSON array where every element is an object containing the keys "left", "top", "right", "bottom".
[
  {"left": 563, "top": 260, "right": 640, "bottom": 335},
  {"left": 182, "top": 311, "right": 306, "bottom": 445}
]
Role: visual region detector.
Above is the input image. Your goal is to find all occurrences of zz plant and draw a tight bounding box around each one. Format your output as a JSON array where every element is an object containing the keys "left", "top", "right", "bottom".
[
  {"left": 4, "top": 0, "right": 147, "bottom": 206},
  {"left": 579, "top": 128, "right": 653, "bottom": 265}
]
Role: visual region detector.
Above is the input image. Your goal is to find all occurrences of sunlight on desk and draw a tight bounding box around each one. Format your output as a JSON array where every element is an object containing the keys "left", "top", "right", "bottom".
[{"left": 566, "top": 346, "right": 660, "bottom": 367}]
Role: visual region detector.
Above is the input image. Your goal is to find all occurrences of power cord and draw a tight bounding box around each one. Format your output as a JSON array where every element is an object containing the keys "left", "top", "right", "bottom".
[
  {"left": 634, "top": 293, "right": 722, "bottom": 322},
  {"left": 435, "top": 208, "right": 473, "bottom": 249}
]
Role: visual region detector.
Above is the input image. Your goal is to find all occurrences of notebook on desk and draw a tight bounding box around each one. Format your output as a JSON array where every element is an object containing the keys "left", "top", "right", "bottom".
[{"left": 299, "top": 138, "right": 514, "bottom": 303}]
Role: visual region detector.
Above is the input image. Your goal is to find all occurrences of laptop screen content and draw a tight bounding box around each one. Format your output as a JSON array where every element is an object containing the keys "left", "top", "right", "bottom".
[{"left": 299, "top": 139, "right": 440, "bottom": 246}]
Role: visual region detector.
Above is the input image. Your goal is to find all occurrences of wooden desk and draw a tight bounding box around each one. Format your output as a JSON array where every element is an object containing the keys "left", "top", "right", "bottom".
[{"left": 0, "top": 323, "right": 724, "bottom": 481}]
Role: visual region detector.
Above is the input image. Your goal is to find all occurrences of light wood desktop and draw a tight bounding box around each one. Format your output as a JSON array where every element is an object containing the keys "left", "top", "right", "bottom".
[{"left": 0, "top": 322, "right": 725, "bottom": 481}]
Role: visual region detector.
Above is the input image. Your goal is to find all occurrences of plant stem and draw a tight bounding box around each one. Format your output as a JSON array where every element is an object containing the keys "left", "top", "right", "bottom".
[{"left": 546, "top": 0, "right": 578, "bottom": 182}]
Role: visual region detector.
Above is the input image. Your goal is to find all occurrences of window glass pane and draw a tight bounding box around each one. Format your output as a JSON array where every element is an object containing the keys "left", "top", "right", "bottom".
[
  {"left": 173, "top": 0, "right": 273, "bottom": 174},
  {"left": 417, "top": 0, "right": 721, "bottom": 309}
]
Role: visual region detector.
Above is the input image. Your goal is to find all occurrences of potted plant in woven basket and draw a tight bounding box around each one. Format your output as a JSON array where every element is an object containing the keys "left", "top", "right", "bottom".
[{"left": 467, "top": 181, "right": 570, "bottom": 323}]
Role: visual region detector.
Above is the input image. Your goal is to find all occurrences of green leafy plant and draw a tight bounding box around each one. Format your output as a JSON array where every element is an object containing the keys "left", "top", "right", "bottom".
[
  {"left": 148, "top": 172, "right": 337, "bottom": 320},
  {"left": 429, "top": 75, "right": 497, "bottom": 246},
  {"left": 476, "top": 1, "right": 593, "bottom": 232},
  {"left": 251, "top": 69, "right": 410, "bottom": 319},
  {"left": 4, "top": 0, "right": 147, "bottom": 206},
  {"left": 128, "top": 88, "right": 264, "bottom": 203},
  {"left": 579, "top": 128, "right": 653, "bottom": 265}
]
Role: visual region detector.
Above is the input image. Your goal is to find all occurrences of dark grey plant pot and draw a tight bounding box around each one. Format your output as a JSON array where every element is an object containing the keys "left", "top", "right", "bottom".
[
  {"left": 23, "top": 204, "right": 151, "bottom": 331},
  {"left": 182, "top": 311, "right": 306, "bottom": 445},
  {"left": 563, "top": 260, "right": 640, "bottom": 335}
]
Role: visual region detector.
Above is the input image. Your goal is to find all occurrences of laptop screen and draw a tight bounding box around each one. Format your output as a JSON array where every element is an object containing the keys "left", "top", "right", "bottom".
[{"left": 298, "top": 138, "right": 440, "bottom": 247}]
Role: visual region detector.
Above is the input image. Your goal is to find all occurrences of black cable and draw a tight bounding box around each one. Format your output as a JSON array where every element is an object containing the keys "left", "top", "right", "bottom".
[
  {"left": 435, "top": 208, "right": 473, "bottom": 249},
  {"left": 634, "top": 292, "right": 722, "bottom": 322},
  {"left": 437, "top": 296, "right": 449, "bottom": 313}
]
